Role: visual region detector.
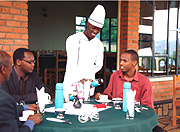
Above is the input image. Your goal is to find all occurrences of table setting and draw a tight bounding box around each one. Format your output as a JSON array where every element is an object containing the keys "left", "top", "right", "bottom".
[{"left": 27, "top": 81, "right": 159, "bottom": 132}]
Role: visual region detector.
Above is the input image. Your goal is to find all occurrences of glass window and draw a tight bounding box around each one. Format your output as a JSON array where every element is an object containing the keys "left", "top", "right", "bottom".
[
  {"left": 102, "top": 18, "right": 109, "bottom": 52},
  {"left": 139, "top": 1, "right": 180, "bottom": 77},
  {"left": 76, "top": 16, "right": 87, "bottom": 33}
]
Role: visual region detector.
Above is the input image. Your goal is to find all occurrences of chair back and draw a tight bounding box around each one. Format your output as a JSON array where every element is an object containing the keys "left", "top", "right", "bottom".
[
  {"left": 138, "top": 66, "right": 148, "bottom": 76},
  {"left": 173, "top": 75, "right": 180, "bottom": 126},
  {"left": 170, "top": 65, "right": 175, "bottom": 75},
  {"left": 55, "top": 51, "right": 67, "bottom": 83},
  {"left": 103, "top": 52, "right": 116, "bottom": 89}
]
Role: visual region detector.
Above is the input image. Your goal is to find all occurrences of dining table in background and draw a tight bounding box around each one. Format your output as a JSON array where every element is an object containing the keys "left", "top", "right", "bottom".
[{"left": 33, "top": 100, "right": 159, "bottom": 132}]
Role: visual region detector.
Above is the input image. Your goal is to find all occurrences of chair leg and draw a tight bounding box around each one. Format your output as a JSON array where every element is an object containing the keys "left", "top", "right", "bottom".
[
  {"left": 44, "top": 69, "right": 47, "bottom": 85},
  {"left": 173, "top": 103, "right": 176, "bottom": 126}
]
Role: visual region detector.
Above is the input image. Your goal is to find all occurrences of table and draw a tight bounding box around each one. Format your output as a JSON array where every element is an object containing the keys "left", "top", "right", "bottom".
[{"left": 33, "top": 100, "right": 159, "bottom": 132}]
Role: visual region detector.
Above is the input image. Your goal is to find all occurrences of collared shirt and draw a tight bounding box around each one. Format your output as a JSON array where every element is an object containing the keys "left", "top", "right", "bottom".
[
  {"left": 103, "top": 70, "right": 154, "bottom": 109},
  {"left": 63, "top": 32, "right": 103, "bottom": 91}
]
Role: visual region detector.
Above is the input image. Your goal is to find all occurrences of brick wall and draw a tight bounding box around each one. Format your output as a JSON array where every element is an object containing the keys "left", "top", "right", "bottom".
[
  {"left": 0, "top": 1, "right": 28, "bottom": 57},
  {"left": 152, "top": 79, "right": 180, "bottom": 102},
  {"left": 120, "top": 1, "right": 140, "bottom": 54},
  {"left": 152, "top": 80, "right": 173, "bottom": 102}
]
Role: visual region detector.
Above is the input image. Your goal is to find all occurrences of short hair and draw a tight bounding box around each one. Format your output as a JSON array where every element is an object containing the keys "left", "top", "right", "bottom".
[
  {"left": 0, "top": 51, "right": 11, "bottom": 69},
  {"left": 124, "top": 50, "right": 139, "bottom": 63},
  {"left": 13, "top": 48, "right": 32, "bottom": 65}
]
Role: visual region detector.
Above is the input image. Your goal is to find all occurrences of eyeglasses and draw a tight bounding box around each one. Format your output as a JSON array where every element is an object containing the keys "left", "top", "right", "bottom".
[{"left": 21, "top": 60, "right": 36, "bottom": 64}]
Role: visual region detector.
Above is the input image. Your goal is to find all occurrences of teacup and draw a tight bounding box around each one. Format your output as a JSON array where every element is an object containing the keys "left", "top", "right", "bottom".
[
  {"left": 44, "top": 93, "right": 51, "bottom": 104},
  {"left": 99, "top": 95, "right": 108, "bottom": 101},
  {"left": 112, "top": 98, "right": 122, "bottom": 109}
]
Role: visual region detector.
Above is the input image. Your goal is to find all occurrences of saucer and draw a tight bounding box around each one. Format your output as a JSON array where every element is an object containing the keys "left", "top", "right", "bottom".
[
  {"left": 112, "top": 98, "right": 122, "bottom": 101},
  {"left": 96, "top": 99, "right": 112, "bottom": 103},
  {"left": 46, "top": 100, "right": 53, "bottom": 105}
]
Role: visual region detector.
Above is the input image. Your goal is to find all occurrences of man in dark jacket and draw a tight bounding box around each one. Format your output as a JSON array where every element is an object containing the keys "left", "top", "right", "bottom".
[
  {"left": 0, "top": 50, "right": 42, "bottom": 132},
  {"left": 2, "top": 48, "right": 49, "bottom": 103}
]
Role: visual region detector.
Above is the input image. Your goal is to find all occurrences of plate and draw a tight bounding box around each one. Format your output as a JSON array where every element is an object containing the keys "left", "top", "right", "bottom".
[
  {"left": 19, "top": 117, "right": 27, "bottom": 122},
  {"left": 96, "top": 99, "right": 112, "bottom": 103}
]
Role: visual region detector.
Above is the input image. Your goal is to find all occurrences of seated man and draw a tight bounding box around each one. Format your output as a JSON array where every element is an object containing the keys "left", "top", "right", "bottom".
[
  {"left": 95, "top": 50, "right": 154, "bottom": 109},
  {"left": 95, "top": 50, "right": 162, "bottom": 132},
  {"left": 2, "top": 48, "right": 50, "bottom": 103},
  {"left": 0, "top": 50, "right": 42, "bottom": 132}
]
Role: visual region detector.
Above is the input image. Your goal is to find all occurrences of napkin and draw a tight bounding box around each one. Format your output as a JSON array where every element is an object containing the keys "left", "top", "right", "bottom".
[
  {"left": 44, "top": 102, "right": 112, "bottom": 115},
  {"left": 126, "top": 90, "right": 136, "bottom": 116},
  {"left": 36, "top": 87, "right": 46, "bottom": 113}
]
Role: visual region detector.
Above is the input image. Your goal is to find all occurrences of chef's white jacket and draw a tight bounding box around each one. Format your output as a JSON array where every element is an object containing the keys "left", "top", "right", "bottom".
[{"left": 63, "top": 32, "right": 103, "bottom": 96}]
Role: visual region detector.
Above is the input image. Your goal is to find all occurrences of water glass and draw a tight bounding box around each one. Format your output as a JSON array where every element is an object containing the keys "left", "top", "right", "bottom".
[
  {"left": 83, "top": 81, "right": 91, "bottom": 103},
  {"left": 126, "top": 108, "right": 134, "bottom": 120}
]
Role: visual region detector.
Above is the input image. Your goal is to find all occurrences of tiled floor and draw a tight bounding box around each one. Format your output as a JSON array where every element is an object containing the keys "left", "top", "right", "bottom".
[{"left": 158, "top": 117, "right": 180, "bottom": 132}]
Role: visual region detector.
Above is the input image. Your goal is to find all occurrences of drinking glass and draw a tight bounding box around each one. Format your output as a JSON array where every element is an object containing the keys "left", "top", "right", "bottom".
[
  {"left": 55, "top": 109, "right": 65, "bottom": 119},
  {"left": 126, "top": 108, "right": 134, "bottom": 120}
]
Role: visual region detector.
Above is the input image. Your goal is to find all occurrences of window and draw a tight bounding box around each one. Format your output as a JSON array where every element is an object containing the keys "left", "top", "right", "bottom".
[
  {"left": 76, "top": 16, "right": 117, "bottom": 52},
  {"left": 139, "top": 1, "right": 180, "bottom": 77},
  {"left": 76, "top": 16, "right": 86, "bottom": 33}
]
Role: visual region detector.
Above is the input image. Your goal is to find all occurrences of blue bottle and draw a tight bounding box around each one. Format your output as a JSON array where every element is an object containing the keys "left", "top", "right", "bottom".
[
  {"left": 123, "top": 82, "right": 131, "bottom": 112},
  {"left": 55, "top": 83, "right": 64, "bottom": 109}
]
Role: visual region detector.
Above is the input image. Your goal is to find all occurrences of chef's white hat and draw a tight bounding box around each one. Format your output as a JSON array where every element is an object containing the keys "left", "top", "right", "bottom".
[{"left": 88, "top": 4, "right": 106, "bottom": 28}]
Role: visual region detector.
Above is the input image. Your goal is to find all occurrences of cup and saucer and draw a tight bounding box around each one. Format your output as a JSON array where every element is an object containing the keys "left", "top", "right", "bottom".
[
  {"left": 112, "top": 98, "right": 122, "bottom": 109},
  {"left": 96, "top": 95, "right": 111, "bottom": 103},
  {"left": 19, "top": 110, "right": 34, "bottom": 122}
]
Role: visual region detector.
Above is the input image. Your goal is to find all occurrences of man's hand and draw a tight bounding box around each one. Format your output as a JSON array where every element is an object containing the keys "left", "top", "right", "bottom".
[
  {"left": 95, "top": 92, "right": 104, "bottom": 100},
  {"left": 27, "top": 113, "right": 43, "bottom": 125},
  {"left": 28, "top": 104, "right": 38, "bottom": 112}
]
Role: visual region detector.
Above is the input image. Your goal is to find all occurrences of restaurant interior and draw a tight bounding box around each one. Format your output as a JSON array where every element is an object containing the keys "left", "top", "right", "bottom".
[
  {"left": 1, "top": 0, "right": 180, "bottom": 131},
  {"left": 28, "top": 1, "right": 180, "bottom": 130}
]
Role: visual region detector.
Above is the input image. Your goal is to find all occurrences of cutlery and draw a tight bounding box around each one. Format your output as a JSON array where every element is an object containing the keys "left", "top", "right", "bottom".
[{"left": 46, "top": 117, "right": 72, "bottom": 124}]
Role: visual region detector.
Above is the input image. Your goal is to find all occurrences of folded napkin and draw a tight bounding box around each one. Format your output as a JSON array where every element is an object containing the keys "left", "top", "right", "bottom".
[{"left": 36, "top": 87, "right": 46, "bottom": 113}]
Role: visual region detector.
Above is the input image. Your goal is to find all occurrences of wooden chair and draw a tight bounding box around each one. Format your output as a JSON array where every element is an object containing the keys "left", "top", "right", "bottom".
[
  {"left": 170, "top": 65, "right": 175, "bottom": 75},
  {"left": 103, "top": 52, "right": 116, "bottom": 90},
  {"left": 173, "top": 75, "right": 180, "bottom": 126},
  {"left": 55, "top": 50, "right": 67, "bottom": 83},
  {"left": 138, "top": 66, "right": 148, "bottom": 76},
  {"left": 44, "top": 51, "right": 67, "bottom": 85}
]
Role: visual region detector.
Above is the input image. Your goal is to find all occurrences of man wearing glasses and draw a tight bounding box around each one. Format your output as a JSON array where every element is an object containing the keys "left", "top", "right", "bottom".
[{"left": 1, "top": 48, "right": 49, "bottom": 104}]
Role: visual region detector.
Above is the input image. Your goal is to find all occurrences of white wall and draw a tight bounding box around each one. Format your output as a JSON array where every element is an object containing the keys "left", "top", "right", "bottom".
[{"left": 28, "top": 1, "right": 117, "bottom": 51}]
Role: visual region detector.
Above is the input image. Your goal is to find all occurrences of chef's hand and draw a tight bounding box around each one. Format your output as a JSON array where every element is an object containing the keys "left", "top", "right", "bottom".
[{"left": 80, "top": 78, "right": 93, "bottom": 85}]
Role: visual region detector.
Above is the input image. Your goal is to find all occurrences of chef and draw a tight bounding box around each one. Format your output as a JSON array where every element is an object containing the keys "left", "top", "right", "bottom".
[{"left": 63, "top": 4, "right": 106, "bottom": 101}]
